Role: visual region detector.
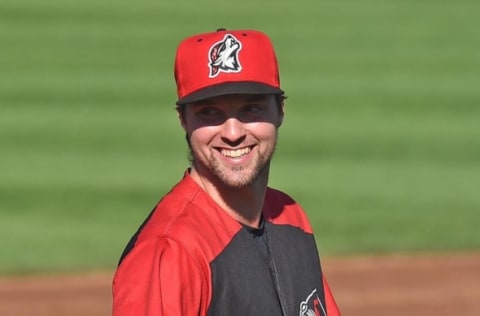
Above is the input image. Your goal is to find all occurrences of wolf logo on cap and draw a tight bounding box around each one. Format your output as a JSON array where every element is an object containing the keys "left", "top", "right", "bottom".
[{"left": 208, "top": 34, "right": 242, "bottom": 78}]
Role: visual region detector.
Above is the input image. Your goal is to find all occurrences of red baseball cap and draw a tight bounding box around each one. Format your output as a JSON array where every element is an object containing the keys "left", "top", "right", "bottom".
[{"left": 174, "top": 28, "right": 284, "bottom": 105}]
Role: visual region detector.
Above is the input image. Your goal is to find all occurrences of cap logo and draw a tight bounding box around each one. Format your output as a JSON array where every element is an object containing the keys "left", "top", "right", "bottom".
[{"left": 208, "top": 34, "right": 242, "bottom": 78}]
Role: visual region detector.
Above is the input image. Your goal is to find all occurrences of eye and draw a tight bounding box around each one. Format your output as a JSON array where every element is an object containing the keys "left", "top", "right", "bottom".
[
  {"left": 197, "top": 107, "right": 219, "bottom": 116},
  {"left": 237, "top": 103, "right": 269, "bottom": 122},
  {"left": 243, "top": 104, "right": 264, "bottom": 114},
  {"left": 194, "top": 106, "right": 224, "bottom": 122}
]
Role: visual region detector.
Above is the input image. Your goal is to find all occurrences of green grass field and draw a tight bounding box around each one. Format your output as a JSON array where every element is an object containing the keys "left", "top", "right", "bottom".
[{"left": 1, "top": 0, "right": 480, "bottom": 274}]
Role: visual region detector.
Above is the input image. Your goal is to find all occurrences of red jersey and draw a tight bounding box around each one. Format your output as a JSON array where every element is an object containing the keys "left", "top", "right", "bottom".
[{"left": 113, "top": 171, "right": 340, "bottom": 316}]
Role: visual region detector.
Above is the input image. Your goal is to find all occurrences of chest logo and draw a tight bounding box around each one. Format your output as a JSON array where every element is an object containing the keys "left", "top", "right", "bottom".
[
  {"left": 299, "top": 288, "right": 326, "bottom": 316},
  {"left": 208, "top": 34, "right": 242, "bottom": 78}
]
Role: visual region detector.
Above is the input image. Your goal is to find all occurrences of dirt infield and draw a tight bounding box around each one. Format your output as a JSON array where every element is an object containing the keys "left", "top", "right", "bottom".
[
  {"left": 323, "top": 252, "right": 480, "bottom": 315},
  {"left": 1, "top": 252, "right": 479, "bottom": 316}
]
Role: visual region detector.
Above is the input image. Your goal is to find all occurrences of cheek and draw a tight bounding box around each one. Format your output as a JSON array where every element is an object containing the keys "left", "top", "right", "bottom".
[
  {"left": 188, "top": 126, "right": 217, "bottom": 148},
  {"left": 253, "top": 122, "right": 278, "bottom": 141}
]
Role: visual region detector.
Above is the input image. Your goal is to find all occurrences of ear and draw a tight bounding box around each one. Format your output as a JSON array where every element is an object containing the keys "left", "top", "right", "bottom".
[
  {"left": 277, "top": 100, "right": 285, "bottom": 128},
  {"left": 177, "top": 106, "right": 187, "bottom": 131}
]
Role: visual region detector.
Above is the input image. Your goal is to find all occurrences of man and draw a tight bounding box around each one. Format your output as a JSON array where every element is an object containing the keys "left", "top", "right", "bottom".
[{"left": 113, "top": 28, "right": 340, "bottom": 316}]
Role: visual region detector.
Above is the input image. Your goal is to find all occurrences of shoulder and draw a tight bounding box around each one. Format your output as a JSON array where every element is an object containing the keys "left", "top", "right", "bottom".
[
  {"left": 113, "top": 236, "right": 210, "bottom": 315},
  {"left": 263, "top": 187, "right": 314, "bottom": 233},
  {"left": 139, "top": 173, "right": 216, "bottom": 240},
  {"left": 265, "top": 187, "right": 296, "bottom": 204},
  {"left": 264, "top": 186, "right": 301, "bottom": 213},
  {"left": 122, "top": 174, "right": 242, "bottom": 265},
  {"left": 118, "top": 235, "right": 206, "bottom": 274}
]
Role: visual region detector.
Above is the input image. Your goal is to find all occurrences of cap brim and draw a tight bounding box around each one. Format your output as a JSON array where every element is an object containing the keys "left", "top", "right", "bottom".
[{"left": 176, "top": 81, "right": 284, "bottom": 105}]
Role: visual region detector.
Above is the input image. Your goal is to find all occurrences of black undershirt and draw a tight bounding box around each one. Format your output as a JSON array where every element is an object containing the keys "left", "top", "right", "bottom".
[{"left": 241, "top": 217, "right": 268, "bottom": 258}]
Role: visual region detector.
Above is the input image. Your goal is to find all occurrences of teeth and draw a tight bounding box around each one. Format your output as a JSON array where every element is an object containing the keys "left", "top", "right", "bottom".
[{"left": 221, "top": 147, "right": 251, "bottom": 158}]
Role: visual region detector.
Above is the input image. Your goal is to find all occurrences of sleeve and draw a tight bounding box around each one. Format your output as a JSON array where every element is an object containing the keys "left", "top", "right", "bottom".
[
  {"left": 323, "top": 276, "right": 341, "bottom": 316},
  {"left": 113, "top": 237, "right": 210, "bottom": 316}
]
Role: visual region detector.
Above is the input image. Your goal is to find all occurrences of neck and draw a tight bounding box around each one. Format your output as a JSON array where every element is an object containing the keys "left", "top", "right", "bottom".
[{"left": 190, "top": 166, "right": 269, "bottom": 228}]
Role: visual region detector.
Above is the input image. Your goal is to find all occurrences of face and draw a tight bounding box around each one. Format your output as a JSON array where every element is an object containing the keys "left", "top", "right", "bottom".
[{"left": 180, "top": 94, "right": 284, "bottom": 189}]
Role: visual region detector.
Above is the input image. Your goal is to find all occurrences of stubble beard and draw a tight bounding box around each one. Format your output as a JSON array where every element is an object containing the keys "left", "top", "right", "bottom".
[{"left": 189, "top": 141, "right": 277, "bottom": 189}]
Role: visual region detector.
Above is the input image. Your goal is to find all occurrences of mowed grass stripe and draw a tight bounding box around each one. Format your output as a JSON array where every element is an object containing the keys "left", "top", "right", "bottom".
[
  {"left": 270, "top": 159, "right": 480, "bottom": 253},
  {"left": 1, "top": 0, "right": 480, "bottom": 272}
]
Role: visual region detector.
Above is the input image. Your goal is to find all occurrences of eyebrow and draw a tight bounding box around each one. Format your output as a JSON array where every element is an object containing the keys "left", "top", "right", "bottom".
[
  {"left": 190, "top": 100, "right": 214, "bottom": 108},
  {"left": 244, "top": 95, "right": 268, "bottom": 102},
  {"left": 191, "top": 94, "right": 268, "bottom": 107}
]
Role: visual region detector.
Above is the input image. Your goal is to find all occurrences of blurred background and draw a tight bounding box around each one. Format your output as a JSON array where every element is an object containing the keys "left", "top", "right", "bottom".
[{"left": 1, "top": 0, "right": 480, "bottom": 275}]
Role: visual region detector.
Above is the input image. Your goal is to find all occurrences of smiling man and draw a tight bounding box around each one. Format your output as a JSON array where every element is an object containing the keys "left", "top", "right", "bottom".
[{"left": 113, "top": 29, "right": 340, "bottom": 316}]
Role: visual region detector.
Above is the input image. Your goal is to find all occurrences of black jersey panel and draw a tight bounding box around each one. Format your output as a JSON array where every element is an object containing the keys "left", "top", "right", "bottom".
[
  {"left": 208, "top": 227, "right": 283, "bottom": 316},
  {"left": 266, "top": 222, "right": 327, "bottom": 316},
  {"left": 208, "top": 223, "right": 325, "bottom": 316}
]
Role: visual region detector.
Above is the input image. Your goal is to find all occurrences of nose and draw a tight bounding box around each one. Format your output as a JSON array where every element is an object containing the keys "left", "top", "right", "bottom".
[{"left": 220, "top": 117, "right": 246, "bottom": 145}]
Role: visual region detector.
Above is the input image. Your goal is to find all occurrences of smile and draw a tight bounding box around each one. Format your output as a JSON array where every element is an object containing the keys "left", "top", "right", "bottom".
[{"left": 219, "top": 146, "right": 252, "bottom": 158}]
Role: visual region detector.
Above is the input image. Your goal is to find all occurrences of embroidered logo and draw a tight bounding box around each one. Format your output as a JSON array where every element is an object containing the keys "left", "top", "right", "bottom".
[
  {"left": 208, "top": 34, "right": 242, "bottom": 78},
  {"left": 299, "top": 289, "right": 326, "bottom": 316}
]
